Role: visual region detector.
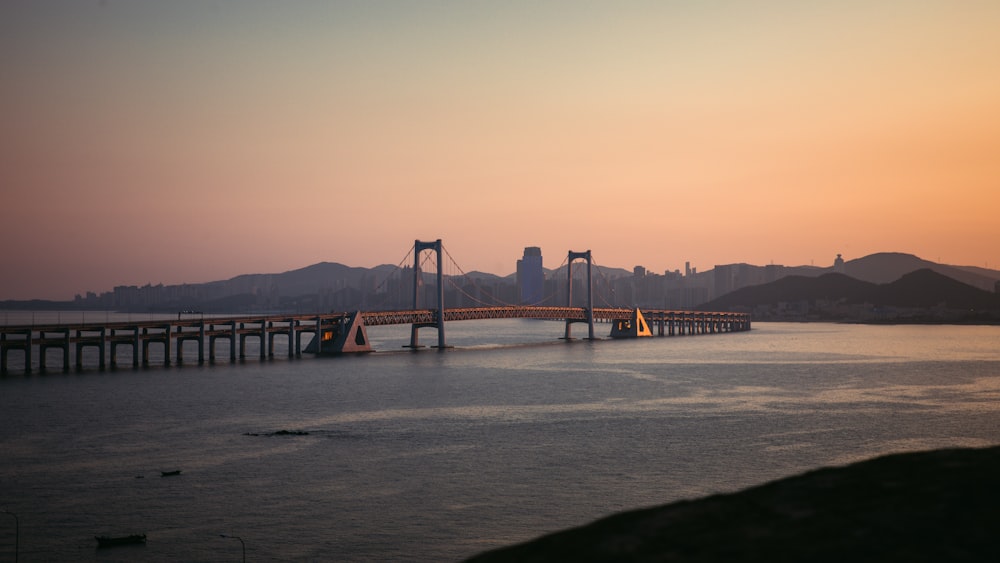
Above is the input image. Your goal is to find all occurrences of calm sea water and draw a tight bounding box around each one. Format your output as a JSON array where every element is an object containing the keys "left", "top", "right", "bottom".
[{"left": 1, "top": 319, "right": 999, "bottom": 561}]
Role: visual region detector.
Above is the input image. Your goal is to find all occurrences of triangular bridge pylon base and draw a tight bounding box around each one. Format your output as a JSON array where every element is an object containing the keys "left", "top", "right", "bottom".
[
  {"left": 305, "top": 311, "right": 373, "bottom": 355},
  {"left": 609, "top": 308, "right": 653, "bottom": 339}
]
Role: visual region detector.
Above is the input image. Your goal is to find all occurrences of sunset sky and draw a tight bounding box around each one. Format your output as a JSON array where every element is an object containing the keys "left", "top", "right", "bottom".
[{"left": 2, "top": 1, "right": 999, "bottom": 300}]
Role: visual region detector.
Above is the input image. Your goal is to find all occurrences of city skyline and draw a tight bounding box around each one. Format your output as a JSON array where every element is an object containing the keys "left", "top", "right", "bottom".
[
  {"left": 3, "top": 1, "right": 999, "bottom": 300},
  {"left": 12, "top": 245, "right": 1000, "bottom": 310}
]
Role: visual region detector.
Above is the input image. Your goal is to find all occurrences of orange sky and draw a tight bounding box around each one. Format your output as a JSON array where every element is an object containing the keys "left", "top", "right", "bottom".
[{"left": 2, "top": 1, "right": 999, "bottom": 300}]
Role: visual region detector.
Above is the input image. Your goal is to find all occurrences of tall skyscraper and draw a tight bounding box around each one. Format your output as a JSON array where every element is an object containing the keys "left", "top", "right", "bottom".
[{"left": 517, "top": 247, "right": 544, "bottom": 305}]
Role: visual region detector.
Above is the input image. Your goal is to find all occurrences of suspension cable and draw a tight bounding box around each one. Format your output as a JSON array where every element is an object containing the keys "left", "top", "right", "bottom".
[
  {"left": 440, "top": 244, "right": 520, "bottom": 306},
  {"left": 590, "top": 256, "right": 623, "bottom": 308},
  {"left": 365, "top": 243, "right": 417, "bottom": 310},
  {"left": 371, "top": 243, "right": 416, "bottom": 295},
  {"left": 374, "top": 243, "right": 627, "bottom": 311},
  {"left": 534, "top": 253, "right": 570, "bottom": 306}
]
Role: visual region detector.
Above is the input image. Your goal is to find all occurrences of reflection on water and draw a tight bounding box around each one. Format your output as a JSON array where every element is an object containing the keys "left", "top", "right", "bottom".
[{"left": 1, "top": 321, "right": 999, "bottom": 561}]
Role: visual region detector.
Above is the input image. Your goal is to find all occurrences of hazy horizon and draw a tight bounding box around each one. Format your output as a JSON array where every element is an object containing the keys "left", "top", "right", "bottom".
[{"left": 3, "top": 1, "right": 998, "bottom": 300}]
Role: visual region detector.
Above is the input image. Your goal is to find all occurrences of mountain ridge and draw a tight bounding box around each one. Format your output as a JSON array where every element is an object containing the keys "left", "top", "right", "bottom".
[
  {"left": 698, "top": 268, "right": 1000, "bottom": 317},
  {"left": 844, "top": 252, "right": 997, "bottom": 291},
  {"left": 3, "top": 252, "right": 998, "bottom": 313}
]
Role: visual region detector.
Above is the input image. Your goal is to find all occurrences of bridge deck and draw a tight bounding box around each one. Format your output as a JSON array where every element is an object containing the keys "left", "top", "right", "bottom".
[{"left": 1, "top": 307, "right": 750, "bottom": 373}]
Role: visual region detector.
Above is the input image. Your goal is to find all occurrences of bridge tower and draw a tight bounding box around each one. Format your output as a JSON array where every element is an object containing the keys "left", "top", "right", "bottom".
[
  {"left": 408, "top": 239, "right": 447, "bottom": 349},
  {"left": 564, "top": 250, "right": 595, "bottom": 340}
]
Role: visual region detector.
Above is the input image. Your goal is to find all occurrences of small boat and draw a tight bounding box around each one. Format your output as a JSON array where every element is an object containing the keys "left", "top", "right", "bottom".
[
  {"left": 160, "top": 470, "right": 182, "bottom": 477},
  {"left": 95, "top": 534, "right": 146, "bottom": 548}
]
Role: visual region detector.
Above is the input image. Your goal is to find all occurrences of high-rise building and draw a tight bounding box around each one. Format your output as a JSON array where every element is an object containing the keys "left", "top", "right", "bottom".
[{"left": 517, "top": 247, "right": 544, "bottom": 304}]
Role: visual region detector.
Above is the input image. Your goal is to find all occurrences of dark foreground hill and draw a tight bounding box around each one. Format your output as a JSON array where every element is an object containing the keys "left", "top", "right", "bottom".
[{"left": 465, "top": 445, "right": 1000, "bottom": 563}]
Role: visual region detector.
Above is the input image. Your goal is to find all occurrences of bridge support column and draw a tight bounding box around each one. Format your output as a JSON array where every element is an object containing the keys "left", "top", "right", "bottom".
[
  {"left": 258, "top": 320, "right": 267, "bottom": 359},
  {"left": 133, "top": 326, "right": 141, "bottom": 367},
  {"left": 40, "top": 329, "right": 70, "bottom": 371},
  {"left": 199, "top": 323, "right": 206, "bottom": 363},
  {"left": 209, "top": 322, "right": 235, "bottom": 362},
  {"left": 239, "top": 324, "right": 249, "bottom": 359},
  {"left": 1, "top": 329, "right": 32, "bottom": 374},
  {"left": 564, "top": 250, "right": 595, "bottom": 340},
  {"left": 175, "top": 325, "right": 205, "bottom": 364},
  {"left": 408, "top": 239, "right": 447, "bottom": 349},
  {"left": 75, "top": 328, "right": 106, "bottom": 370},
  {"left": 176, "top": 327, "right": 187, "bottom": 364},
  {"left": 110, "top": 326, "right": 140, "bottom": 368},
  {"left": 142, "top": 326, "right": 170, "bottom": 366},
  {"left": 229, "top": 321, "right": 237, "bottom": 360}
]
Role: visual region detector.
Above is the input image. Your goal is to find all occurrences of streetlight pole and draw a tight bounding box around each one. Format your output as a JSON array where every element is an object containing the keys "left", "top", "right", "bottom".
[
  {"left": 220, "top": 534, "right": 245, "bottom": 562},
  {"left": 2, "top": 508, "right": 18, "bottom": 563}
]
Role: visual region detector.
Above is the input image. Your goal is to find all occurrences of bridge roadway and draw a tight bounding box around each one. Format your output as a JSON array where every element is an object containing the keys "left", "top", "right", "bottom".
[
  {"left": 0, "top": 307, "right": 750, "bottom": 373},
  {"left": 362, "top": 306, "right": 747, "bottom": 327}
]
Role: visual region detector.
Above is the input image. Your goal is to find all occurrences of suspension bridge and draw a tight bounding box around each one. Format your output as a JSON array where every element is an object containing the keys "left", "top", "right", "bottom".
[{"left": 0, "top": 240, "right": 750, "bottom": 373}]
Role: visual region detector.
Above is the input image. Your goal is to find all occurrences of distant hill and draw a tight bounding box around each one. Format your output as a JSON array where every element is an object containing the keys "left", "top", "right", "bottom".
[
  {"left": 205, "top": 261, "right": 392, "bottom": 297},
  {"left": 249, "top": 259, "right": 960, "bottom": 295},
  {"left": 700, "top": 269, "right": 1000, "bottom": 312},
  {"left": 872, "top": 268, "right": 1000, "bottom": 309},
  {"left": 705, "top": 273, "right": 876, "bottom": 307},
  {"left": 845, "top": 252, "right": 998, "bottom": 291},
  {"left": 956, "top": 264, "right": 1000, "bottom": 280},
  {"left": 5, "top": 250, "right": 997, "bottom": 313}
]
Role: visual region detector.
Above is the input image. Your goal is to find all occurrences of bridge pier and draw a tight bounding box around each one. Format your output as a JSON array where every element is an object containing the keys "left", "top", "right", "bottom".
[
  {"left": 302, "top": 314, "right": 372, "bottom": 355},
  {"left": 609, "top": 309, "right": 652, "bottom": 339},
  {"left": 142, "top": 325, "right": 170, "bottom": 366},
  {"left": 238, "top": 320, "right": 267, "bottom": 360},
  {"left": 110, "top": 326, "right": 141, "bottom": 368},
  {"left": 199, "top": 323, "right": 207, "bottom": 362},
  {"left": 265, "top": 320, "right": 295, "bottom": 358},
  {"left": 1, "top": 329, "right": 32, "bottom": 374},
  {"left": 302, "top": 318, "right": 331, "bottom": 355},
  {"left": 39, "top": 329, "right": 71, "bottom": 371},
  {"left": 331, "top": 312, "right": 372, "bottom": 354},
  {"left": 258, "top": 320, "right": 267, "bottom": 359},
  {"left": 175, "top": 324, "right": 205, "bottom": 364},
  {"left": 269, "top": 320, "right": 295, "bottom": 357},
  {"left": 208, "top": 321, "right": 238, "bottom": 362},
  {"left": 75, "top": 327, "right": 106, "bottom": 370},
  {"left": 295, "top": 329, "right": 307, "bottom": 356}
]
